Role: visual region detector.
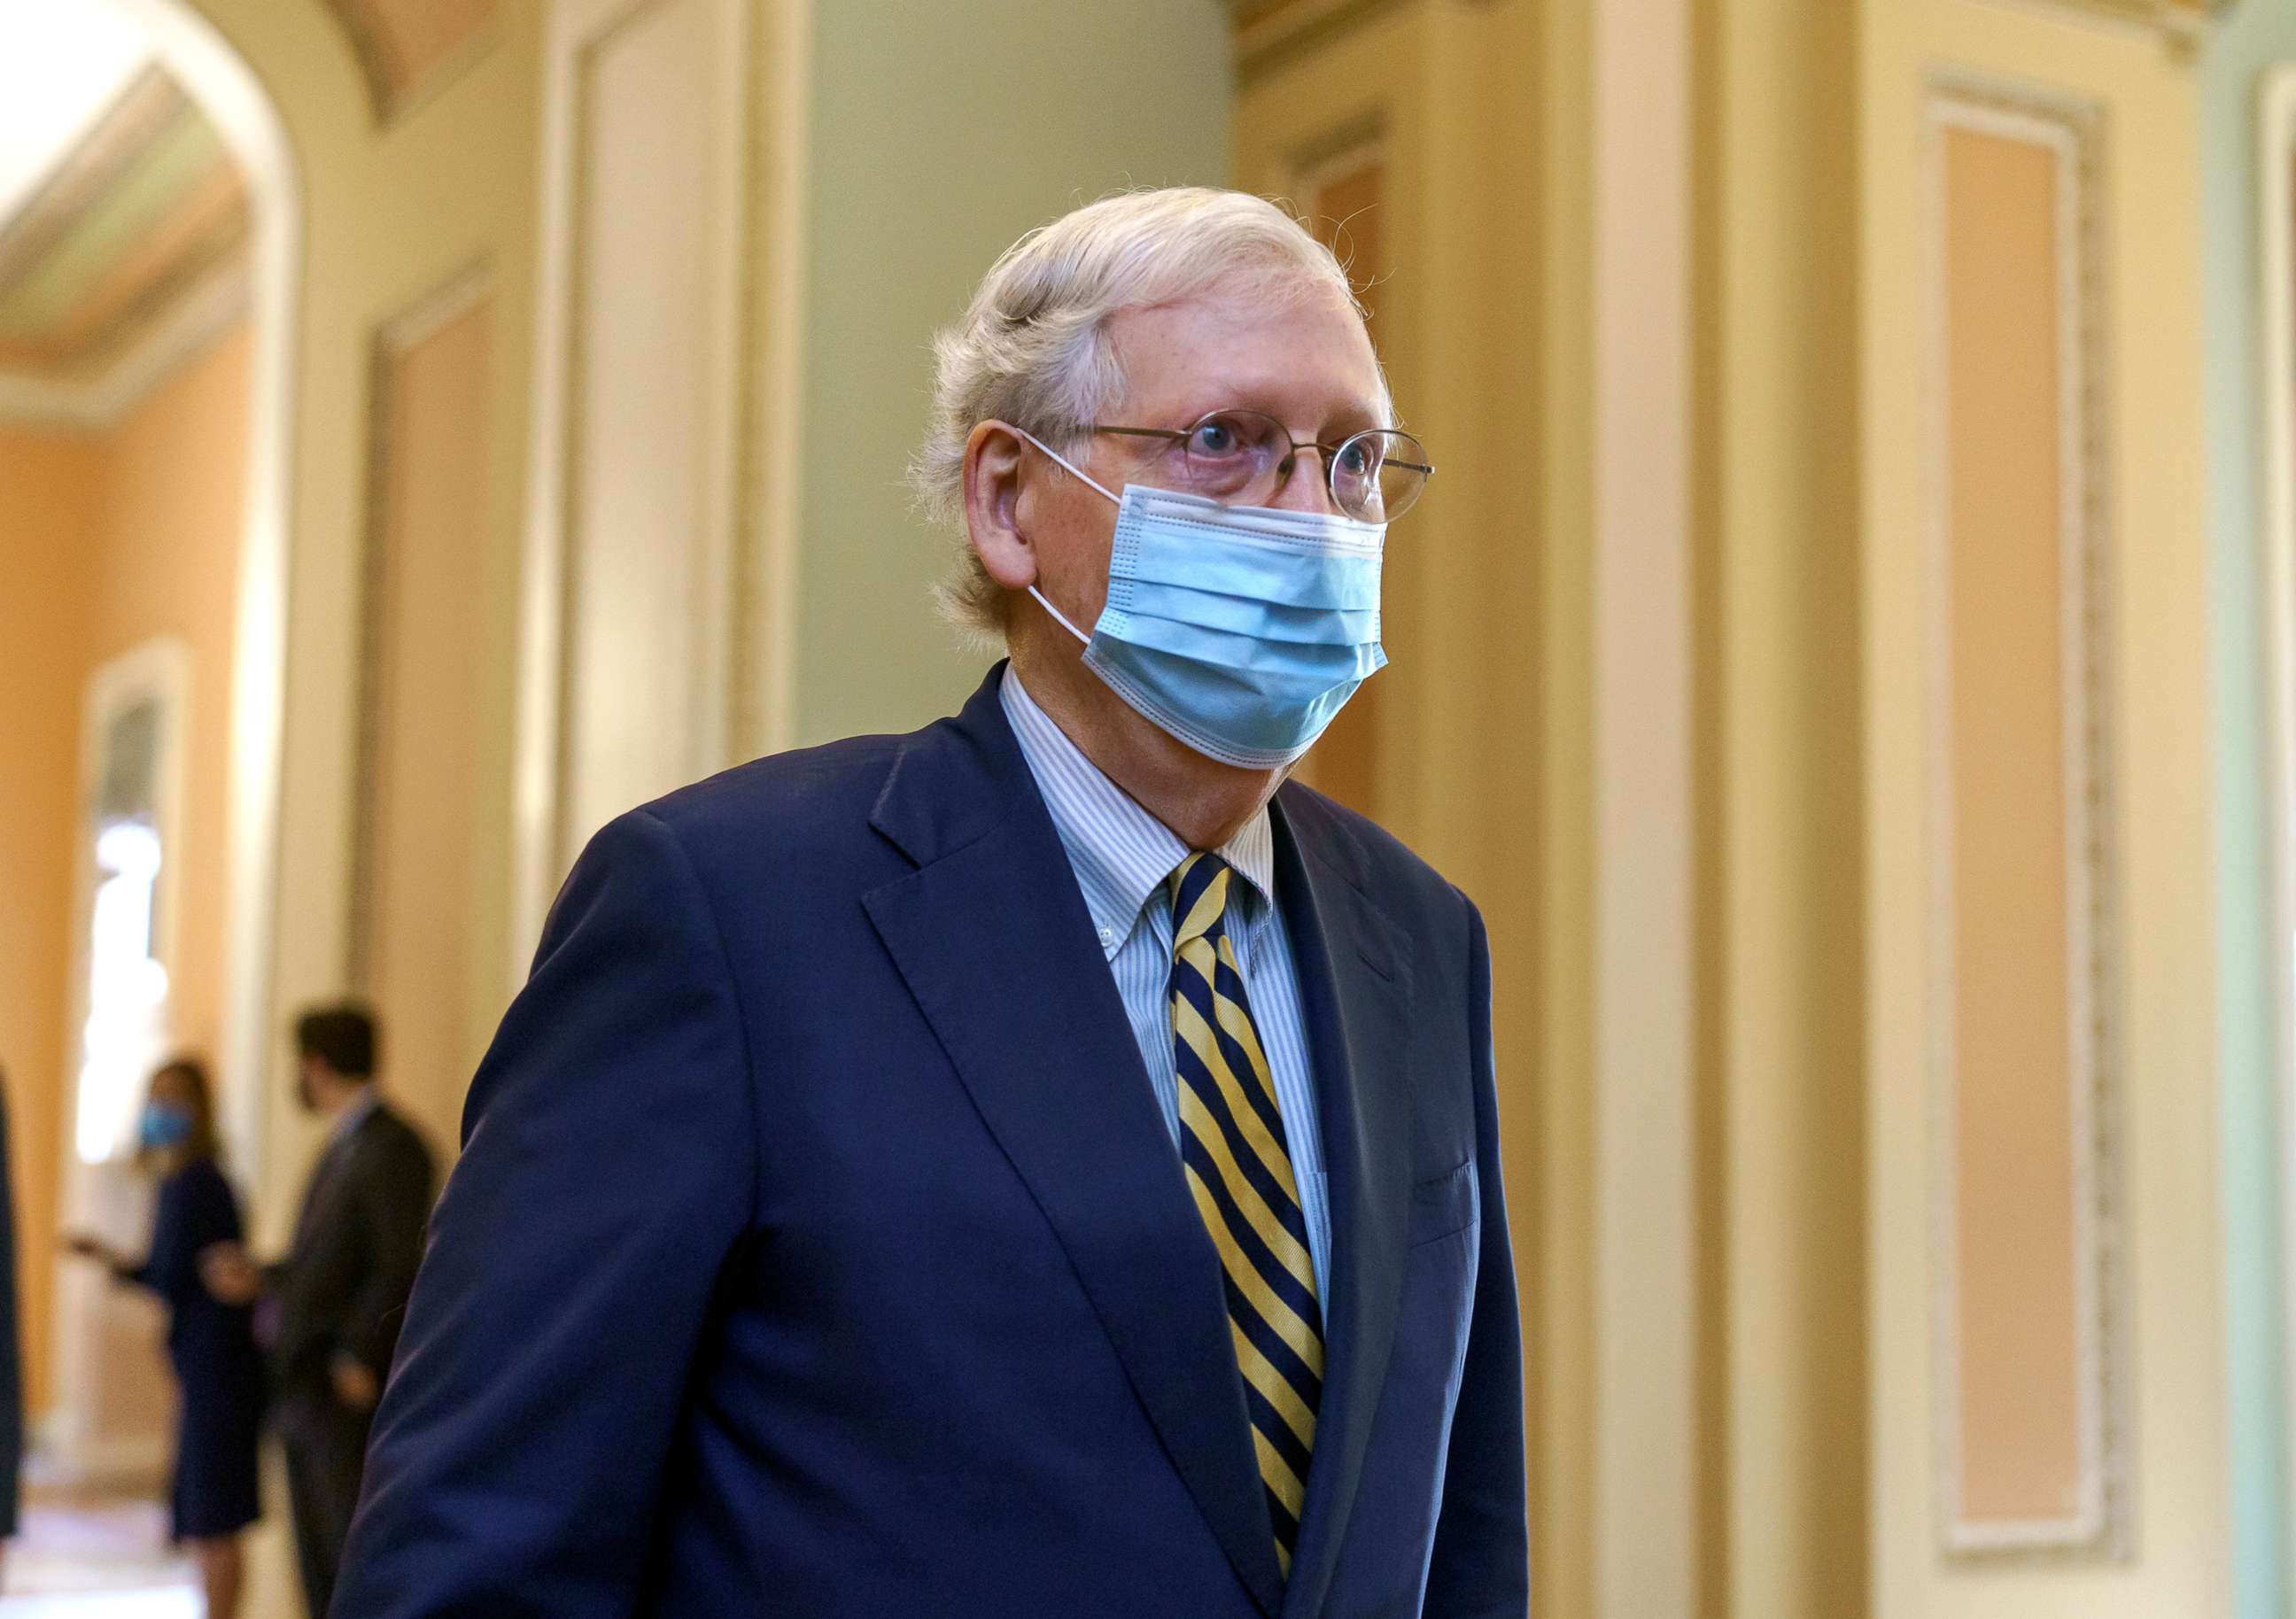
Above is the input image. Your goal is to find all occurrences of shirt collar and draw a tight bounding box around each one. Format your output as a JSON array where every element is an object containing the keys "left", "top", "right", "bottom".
[
  {"left": 1000, "top": 665, "right": 1276, "bottom": 960},
  {"left": 327, "top": 1087, "right": 380, "bottom": 1149}
]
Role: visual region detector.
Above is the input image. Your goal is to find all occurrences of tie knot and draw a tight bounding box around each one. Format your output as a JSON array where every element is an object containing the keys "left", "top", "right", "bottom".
[{"left": 1169, "top": 851, "right": 1233, "bottom": 948}]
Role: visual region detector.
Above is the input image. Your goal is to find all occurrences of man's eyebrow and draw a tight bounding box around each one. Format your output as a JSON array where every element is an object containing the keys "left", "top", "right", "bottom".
[{"left": 1322, "top": 400, "right": 1390, "bottom": 438}]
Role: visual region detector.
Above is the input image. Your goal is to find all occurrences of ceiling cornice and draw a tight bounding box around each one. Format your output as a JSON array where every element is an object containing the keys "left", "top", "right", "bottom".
[
  {"left": 0, "top": 67, "right": 186, "bottom": 288},
  {"left": 0, "top": 248, "right": 248, "bottom": 430},
  {"left": 1230, "top": 0, "right": 1423, "bottom": 88}
]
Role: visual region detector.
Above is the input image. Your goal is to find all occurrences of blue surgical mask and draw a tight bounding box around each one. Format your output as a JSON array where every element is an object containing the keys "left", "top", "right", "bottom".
[
  {"left": 1018, "top": 433, "right": 1388, "bottom": 769},
  {"left": 139, "top": 1101, "right": 192, "bottom": 1152}
]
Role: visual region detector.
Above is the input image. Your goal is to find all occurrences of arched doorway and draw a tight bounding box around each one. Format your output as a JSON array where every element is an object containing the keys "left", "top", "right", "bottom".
[{"left": 0, "top": 0, "right": 296, "bottom": 1601}]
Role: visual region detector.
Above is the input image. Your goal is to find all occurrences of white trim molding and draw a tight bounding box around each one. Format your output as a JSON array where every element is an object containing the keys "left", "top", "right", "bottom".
[
  {"left": 2260, "top": 61, "right": 2296, "bottom": 1589},
  {"left": 50, "top": 636, "right": 190, "bottom": 1483},
  {"left": 97, "top": 0, "right": 300, "bottom": 1259},
  {"left": 1589, "top": 0, "right": 1696, "bottom": 1609},
  {"left": 1923, "top": 74, "right": 2126, "bottom": 1563}
]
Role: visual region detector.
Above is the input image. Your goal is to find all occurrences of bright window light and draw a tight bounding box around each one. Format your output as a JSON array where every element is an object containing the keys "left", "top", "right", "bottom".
[
  {"left": 0, "top": 0, "right": 155, "bottom": 231},
  {"left": 75, "top": 818, "right": 168, "bottom": 1164}
]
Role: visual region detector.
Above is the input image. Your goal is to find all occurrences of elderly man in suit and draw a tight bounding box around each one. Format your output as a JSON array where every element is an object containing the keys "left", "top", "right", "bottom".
[{"left": 334, "top": 187, "right": 1526, "bottom": 1618}]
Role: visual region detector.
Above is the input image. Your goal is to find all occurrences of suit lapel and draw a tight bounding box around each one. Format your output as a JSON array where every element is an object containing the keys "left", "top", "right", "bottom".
[
  {"left": 863, "top": 670, "right": 1288, "bottom": 1617},
  {"left": 291, "top": 1109, "right": 366, "bottom": 1262},
  {"left": 1268, "top": 788, "right": 1417, "bottom": 1619}
]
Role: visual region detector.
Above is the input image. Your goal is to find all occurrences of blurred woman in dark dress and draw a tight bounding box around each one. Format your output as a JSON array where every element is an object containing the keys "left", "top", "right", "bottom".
[{"left": 66, "top": 1057, "right": 264, "bottom": 1618}]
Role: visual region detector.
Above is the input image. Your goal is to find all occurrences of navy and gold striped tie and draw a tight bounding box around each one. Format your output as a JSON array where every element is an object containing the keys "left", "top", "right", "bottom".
[{"left": 1167, "top": 851, "right": 1322, "bottom": 1577}]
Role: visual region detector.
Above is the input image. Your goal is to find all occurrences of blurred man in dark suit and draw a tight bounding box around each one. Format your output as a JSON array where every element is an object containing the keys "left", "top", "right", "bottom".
[{"left": 205, "top": 1004, "right": 432, "bottom": 1617}]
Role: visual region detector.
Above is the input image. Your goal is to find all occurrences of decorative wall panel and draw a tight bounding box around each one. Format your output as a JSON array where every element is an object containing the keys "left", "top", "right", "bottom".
[
  {"left": 351, "top": 267, "right": 490, "bottom": 1152},
  {"left": 1926, "top": 80, "right": 2121, "bottom": 1561},
  {"left": 514, "top": 0, "right": 760, "bottom": 947},
  {"left": 558, "top": 0, "right": 723, "bottom": 871}
]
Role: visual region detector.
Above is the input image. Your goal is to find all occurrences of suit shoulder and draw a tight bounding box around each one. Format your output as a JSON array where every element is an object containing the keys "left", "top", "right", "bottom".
[
  {"left": 366, "top": 1104, "right": 438, "bottom": 1168},
  {"left": 619, "top": 724, "right": 929, "bottom": 865},
  {"left": 1278, "top": 780, "right": 1474, "bottom": 920}
]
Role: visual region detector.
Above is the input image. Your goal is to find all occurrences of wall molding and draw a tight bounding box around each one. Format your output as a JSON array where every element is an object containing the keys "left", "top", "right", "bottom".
[
  {"left": 1923, "top": 73, "right": 2126, "bottom": 1564},
  {"left": 0, "top": 252, "right": 249, "bottom": 430},
  {"left": 324, "top": 0, "right": 500, "bottom": 128},
  {"left": 1230, "top": 0, "right": 1417, "bottom": 87},
  {"left": 1993, "top": 0, "right": 2232, "bottom": 45}
]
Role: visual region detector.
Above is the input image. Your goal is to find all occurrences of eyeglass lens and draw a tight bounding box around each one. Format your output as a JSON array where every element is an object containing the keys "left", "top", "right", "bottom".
[{"left": 1159, "top": 409, "right": 1427, "bottom": 521}]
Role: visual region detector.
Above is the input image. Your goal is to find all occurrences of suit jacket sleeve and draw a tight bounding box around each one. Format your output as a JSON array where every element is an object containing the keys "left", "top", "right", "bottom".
[
  {"left": 331, "top": 808, "right": 758, "bottom": 1617},
  {"left": 1420, "top": 899, "right": 1530, "bottom": 1616},
  {"left": 344, "top": 1125, "right": 436, "bottom": 1380}
]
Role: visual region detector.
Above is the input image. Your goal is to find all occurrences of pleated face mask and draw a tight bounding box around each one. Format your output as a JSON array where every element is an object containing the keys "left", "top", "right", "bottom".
[{"left": 1019, "top": 431, "right": 1388, "bottom": 770}]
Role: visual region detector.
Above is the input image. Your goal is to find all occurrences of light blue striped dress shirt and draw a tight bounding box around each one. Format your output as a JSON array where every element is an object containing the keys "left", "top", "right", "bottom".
[{"left": 1000, "top": 668, "right": 1332, "bottom": 1300}]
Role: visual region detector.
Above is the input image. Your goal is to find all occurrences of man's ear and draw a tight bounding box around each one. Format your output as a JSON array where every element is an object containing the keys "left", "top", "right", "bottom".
[{"left": 963, "top": 421, "right": 1038, "bottom": 591}]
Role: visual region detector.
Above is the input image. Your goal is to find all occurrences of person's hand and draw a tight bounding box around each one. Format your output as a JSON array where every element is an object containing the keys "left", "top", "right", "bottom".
[
  {"left": 198, "top": 1242, "right": 262, "bottom": 1305},
  {"left": 330, "top": 1352, "right": 380, "bottom": 1413},
  {"left": 59, "top": 1232, "right": 112, "bottom": 1265}
]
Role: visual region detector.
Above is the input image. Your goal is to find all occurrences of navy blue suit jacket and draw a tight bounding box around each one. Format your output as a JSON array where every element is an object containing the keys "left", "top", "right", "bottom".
[{"left": 334, "top": 668, "right": 1526, "bottom": 1618}]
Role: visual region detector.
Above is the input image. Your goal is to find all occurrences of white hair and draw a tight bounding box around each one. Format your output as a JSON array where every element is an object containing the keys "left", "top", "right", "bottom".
[{"left": 909, "top": 186, "right": 1374, "bottom": 639}]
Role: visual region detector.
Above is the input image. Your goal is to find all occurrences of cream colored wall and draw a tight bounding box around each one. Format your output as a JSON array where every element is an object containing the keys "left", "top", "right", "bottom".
[
  {"left": 1862, "top": 4, "right": 2224, "bottom": 1615},
  {"left": 793, "top": 0, "right": 1233, "bottom": 744},
  {"left": 0, "top": 428, "right": 100, "bottom": 1422}
]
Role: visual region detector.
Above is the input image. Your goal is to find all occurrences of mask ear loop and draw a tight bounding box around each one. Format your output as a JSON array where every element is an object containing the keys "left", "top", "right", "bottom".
[
  {"left": 1028, "top": 585, "right": 1092, "bottom": 647},
  {"left": 1010, "top": 427, "right": 1119, "bottom": 647}
]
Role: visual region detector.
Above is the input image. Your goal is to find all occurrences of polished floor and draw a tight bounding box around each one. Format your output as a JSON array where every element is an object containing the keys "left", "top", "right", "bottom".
[{"left": 0, "top": 1498, "right": 196, "bottom": 1617}]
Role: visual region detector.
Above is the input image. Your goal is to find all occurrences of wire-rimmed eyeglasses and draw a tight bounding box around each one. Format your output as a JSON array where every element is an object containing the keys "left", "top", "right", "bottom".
[{"left": 1090, "top": 408, "right": 1432, "bottom": 523}]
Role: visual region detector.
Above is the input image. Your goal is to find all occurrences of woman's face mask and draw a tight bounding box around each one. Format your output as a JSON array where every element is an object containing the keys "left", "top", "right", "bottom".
[{"left": 139, "top": 1100, "right": 193, "bottom": 1152}]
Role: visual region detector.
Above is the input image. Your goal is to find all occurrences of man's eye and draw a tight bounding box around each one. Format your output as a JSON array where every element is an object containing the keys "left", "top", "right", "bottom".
[{"left": 1191, "top": 422, "right": 1238, "bottom": 455}]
